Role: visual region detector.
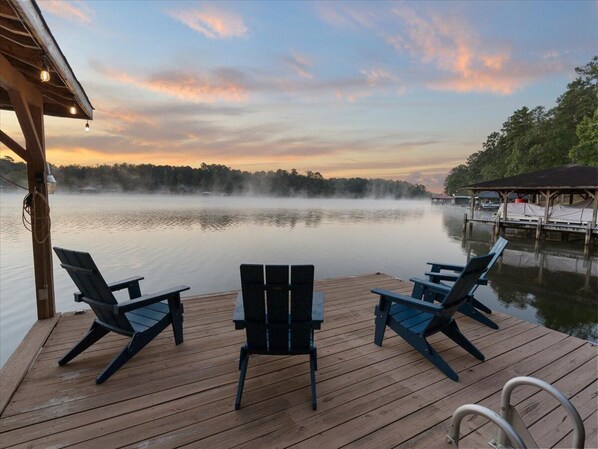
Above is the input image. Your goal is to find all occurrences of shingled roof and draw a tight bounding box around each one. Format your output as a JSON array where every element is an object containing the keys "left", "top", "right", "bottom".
[{"left": 465, "top": 165, "right": 598, "bottom": 192}]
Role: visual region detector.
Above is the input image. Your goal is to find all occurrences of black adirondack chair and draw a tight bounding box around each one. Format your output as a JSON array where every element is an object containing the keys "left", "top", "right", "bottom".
[
  {"left": 233, "top": 264, "right": 324, "bottom": 410},
  {"left": 54, "top": 247, "right": 190, "bottom": 384},
  {"left": 372, "top": 253, "right": 494, "bottom": 381},
  {"left": 424, "top": 237, "right": 508, "bottom": 329}
]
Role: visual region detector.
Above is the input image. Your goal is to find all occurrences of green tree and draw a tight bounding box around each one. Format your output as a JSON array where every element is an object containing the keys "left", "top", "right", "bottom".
[{"left": 569, "top": 108, "right": 598, "bottom": 166}]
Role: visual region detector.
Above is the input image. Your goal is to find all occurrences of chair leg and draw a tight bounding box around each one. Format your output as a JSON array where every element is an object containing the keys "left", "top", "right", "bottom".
[
  {"left": 404, "top": 332, "right": 459, "bottom": 381},
  {"left": 442, "top": 321, "right": 485, "bottom": 361},
  {"left": 470, "top": 297, "right": 492, "bottom": 314},
  {"left": 171, "top": 310, "right": 184, "bottom": 345},
  {"left": 235, "top": 347, "right": 249, "bottom": 410},
  {"left": 310, "top": 349, "right": 318, "bottom": 410},
  {"left": 168, "top": 296, "right": 184, "bottom": 345},
  {"left": 58, "top": 321, "right": 109, "bottom": 366},
  {"left": 95, "top": 333, "right": 151, "bottom": 384},
  {"left": 458, "top": 302, "right": 499, "bottom": 330},
  {"left": 374, "top": 302, "right": 390, "bottom": 346}
]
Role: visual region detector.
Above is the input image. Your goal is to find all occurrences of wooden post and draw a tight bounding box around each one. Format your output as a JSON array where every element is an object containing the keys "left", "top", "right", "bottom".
[
  {"left": 1, "top": 54, "right": 55, "bottom": 320},
  {"left": 543, "top": 190, "right": 550, "bottom": 224},
  {"left": 494, "top": 215, "right": 501, "bottom": 239},
  {"left": 585, "top": 221, "right": 592, "bottom": 247},
  {"left": 537, "top": 251, "right": 544, "bottom": 284},
  {"left": 592, "top": 189, "right": 598, "bottom": 229},
  {"left": 462, "top": 213, "right": 468, "bottom": 236},
  {"left": 502, "top": 191, "right": 508, "bottom": 220},
  {"left": 535, "top": 218, "right": 543, "bottom": 241}
]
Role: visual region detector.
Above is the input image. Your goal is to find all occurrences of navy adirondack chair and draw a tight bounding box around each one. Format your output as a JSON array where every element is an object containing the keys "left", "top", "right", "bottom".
[
  {"left": 233, "top": 264, "right": 323, "bottom": 410},
  {"left": 54, "top": 247, "right": 190, "bottom": 384},
  {"left": 424, "top": 237, "right": 508, "bottom": 329},
  {"left": 372, "top": 253, "right": 494, "bottom": 381}
]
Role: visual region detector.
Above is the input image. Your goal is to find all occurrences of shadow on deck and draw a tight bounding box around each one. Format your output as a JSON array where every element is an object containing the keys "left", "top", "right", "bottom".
[{"left": 0, "top": 273, "right": 596, "bottom": 448}]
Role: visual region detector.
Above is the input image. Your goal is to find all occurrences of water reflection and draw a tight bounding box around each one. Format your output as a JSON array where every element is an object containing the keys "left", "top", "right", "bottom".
[
  {"left": 440, "top": 207, "right": 598, "bottom": 342},
  {"left": 1, "top": 194, "right": 596, "bottom": 367},
  {"left": 53, "top": 207, "right": 424, "bottom": 232}
]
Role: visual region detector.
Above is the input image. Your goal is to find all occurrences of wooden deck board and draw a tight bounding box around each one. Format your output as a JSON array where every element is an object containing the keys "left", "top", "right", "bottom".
[{"left": 0, "top": 273, "right": 595, "bottom": 449}]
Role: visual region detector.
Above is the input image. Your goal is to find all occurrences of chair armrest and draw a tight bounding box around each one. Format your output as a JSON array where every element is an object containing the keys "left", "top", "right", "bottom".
[
  {"left": 312, "top": 291, "right": 324, "bottom": 329},
  {"left": 426, "top": 262, "right": 465, "bottom": 273},
  {"left": 371, "top": 288, "right": 443, "bottom": 313},
  {"left": 424, "top": 272, "right": 489, "bottom": 286},
  {"left": 233, "top": 292, "right": 245, "bottom": 329},
  {"left": 425, "top": 272, "right": 459, "bottom": 283},
  {"left": 107, "top": 276, "right": 144, "bottom": 292},
  {"left": 409, "top": 277, "right": 452, "bottom": 297},
  {"left": 116, "top": 285, "right": 190, "bottom": 313}
]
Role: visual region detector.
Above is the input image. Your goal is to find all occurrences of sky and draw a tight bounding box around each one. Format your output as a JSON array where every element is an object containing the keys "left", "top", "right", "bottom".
[{"left": 0, "top": 1, "right": 596, "bottom": 192}]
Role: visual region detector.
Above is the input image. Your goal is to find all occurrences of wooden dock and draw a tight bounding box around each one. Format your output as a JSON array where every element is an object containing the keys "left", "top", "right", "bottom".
[
  {"left": 1, "top": 273, "right": 596, "bottom": 448},
  {"left": 465, "top": 217, "right": 597, "bottom": 247}
]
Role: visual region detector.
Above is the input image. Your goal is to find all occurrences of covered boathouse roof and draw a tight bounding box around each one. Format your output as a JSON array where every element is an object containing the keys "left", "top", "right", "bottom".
[
  {"left": 0, "top": 0, "right": 93, "bottom": 120},
  {"left": 465, "top": 164, "right": 598, "bottom": 193}
]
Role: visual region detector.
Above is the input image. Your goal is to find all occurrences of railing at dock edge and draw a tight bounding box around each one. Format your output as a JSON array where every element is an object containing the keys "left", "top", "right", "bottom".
[{"left": 447, "top": 376, "right": 585, "bottom": 449}]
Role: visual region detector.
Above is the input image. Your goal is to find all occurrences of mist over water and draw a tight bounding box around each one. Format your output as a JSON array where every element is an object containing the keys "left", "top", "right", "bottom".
[{"left": 1, "top": 192, "right": 596, "bottom": 366}]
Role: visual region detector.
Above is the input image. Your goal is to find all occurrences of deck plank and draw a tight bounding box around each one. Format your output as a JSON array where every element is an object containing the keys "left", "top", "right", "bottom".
[{"left": 0, "top": 273, "right": 595, "bottom": 449}]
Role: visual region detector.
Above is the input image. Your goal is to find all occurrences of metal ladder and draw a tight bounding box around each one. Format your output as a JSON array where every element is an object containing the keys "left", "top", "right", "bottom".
[{"left": 446, "top": 376, "right": 585, "bottom": 449}]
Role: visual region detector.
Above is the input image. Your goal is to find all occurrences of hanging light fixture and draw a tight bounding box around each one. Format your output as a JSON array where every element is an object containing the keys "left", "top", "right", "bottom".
[
  {"left": 40, "top": 54, "right": 50, "bottom": 82},
  {"left": 69, "top": 103, "right": 77, "bottom": 115},
  {"left": 84, "top": 121, "right": 90, "bottom": 132}
]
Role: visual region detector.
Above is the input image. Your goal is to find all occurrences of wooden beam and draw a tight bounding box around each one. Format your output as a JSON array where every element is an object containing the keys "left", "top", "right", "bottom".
[
  {"left": 0, "top": 129, "right": 28, "bottom": 162},
  {"left": 542, "top": 190, "right": 560, "bottom": 224},
  {"left": 592, "top": 189, "right": 598, "bottom": 229},
  {"left": 8, "top": 0, "right": 94, "bottom": 119},
  {"left": 1, "top": 53, "right": 55, "bottom": 319},
  {"left": 25, "top": 101, "right": 55, "bottom": 320},
  {"left": 0, "top": 53, "right": 44, "bottom": 161},
  {"left": 0, "top": 314, "right": 60, "bottom": 414}
]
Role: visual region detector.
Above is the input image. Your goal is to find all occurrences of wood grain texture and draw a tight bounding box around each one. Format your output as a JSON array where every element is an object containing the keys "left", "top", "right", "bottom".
[{"left": 0, "top": 274, "right": 595, "bottom": 449}]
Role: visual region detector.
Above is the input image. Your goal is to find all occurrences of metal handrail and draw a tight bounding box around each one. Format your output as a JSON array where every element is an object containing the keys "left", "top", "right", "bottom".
[
  {"left": 447, "top": 404, "right": 527, "bottom": 448},
  {"left": 497, "top": 376, "right": 585, "bottom": 449}
]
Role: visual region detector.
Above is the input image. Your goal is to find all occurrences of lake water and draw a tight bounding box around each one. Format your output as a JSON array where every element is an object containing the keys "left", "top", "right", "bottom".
[{"left": 1, "top": 193, "right": 596, "bottom": 366}]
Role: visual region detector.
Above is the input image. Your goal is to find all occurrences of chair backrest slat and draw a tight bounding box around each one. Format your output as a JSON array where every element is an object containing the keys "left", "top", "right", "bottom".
[
  {"left": 54, "top": 247, "right": 133, "bottom": 332},
  {"left": 240, "top": 264, "right": 315, "bottom": 353},
  {"left": 240, "top": 264, "right": 267, "bottom": 350},
  {"left": 265, "top": 265, "right": 290, "bottom": 352},
  {"left": 290, "top": 265, "right": 314, "bottom": 350},
  {"left": 442, "top": 253, "right": 494, "bottom": 309},
  {"left": 480, "top": 237, "right": 508, "bottom": 282},
  {"left": 426, "top": 253, "right": 494, "bottom": 333}
]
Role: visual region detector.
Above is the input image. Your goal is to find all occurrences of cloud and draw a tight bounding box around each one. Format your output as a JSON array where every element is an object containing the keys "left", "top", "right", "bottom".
[
  {"left": 38, "top": 0, "right": 93, "bottom": 24},
  {"left": 314, "top": 2, "right": 380, "bottom": 29},
  {"left": 283, "top": 52, "right": 314, "bottom": 79},
  {"left": 167, "top": 6, "right": 248, "bottom": 39},
  {"left": 318, "top": 3, "right": 565, "bottom": 95},
  {"left": 387, "top": 7, "right": 528, "bottom": 95},
  {"left": 94, "top": 63, "right": 249, "bottom": 103}
]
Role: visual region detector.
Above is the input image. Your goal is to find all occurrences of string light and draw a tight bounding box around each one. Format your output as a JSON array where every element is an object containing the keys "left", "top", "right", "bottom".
[
  {"left": 40, "top": 55, "right": 50, "bottom": 82},
  {"left": 84, "top": 121, "right": 90, "bottom": 132},
  {"left": 69, "top": 103, "right": 77, "bottom": 115}
]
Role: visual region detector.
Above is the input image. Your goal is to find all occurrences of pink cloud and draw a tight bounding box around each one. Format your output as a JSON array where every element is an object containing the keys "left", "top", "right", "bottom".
[
  {"left": 38, "top": 0, "right": 93, "bottom": 24},
  {"left": 388, "top": 7, "right": 526, "bottom": 95},
  {"left": 284, "top": 52, "right": 314, "bottom": 79},
  {"left": 167, "top": 6, "right": 248, "bottom": 39},
  {"left": 96, "top": 65, "right": 248, "bottom": 103}
]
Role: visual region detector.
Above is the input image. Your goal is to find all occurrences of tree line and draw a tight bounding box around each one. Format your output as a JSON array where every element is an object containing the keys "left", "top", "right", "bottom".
[
  {"left": 0, "top": 159, "right": 429, "bottom": 199},
  {"left": 444, "top": 57, "right": 598, "bottom": 195}
]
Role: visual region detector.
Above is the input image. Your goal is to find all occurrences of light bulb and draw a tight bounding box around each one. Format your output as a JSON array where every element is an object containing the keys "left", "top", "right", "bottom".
[
  {"left": 40, "top": 55, "right": 50, "bottom": 82},
  {"left": 69, "top": 104, "right": 77, "bottom": 115},
  {"left": 84, "top": 121, "right": 90, "bottom": 132},
  {"left": 40, "top": 68, "right": 50, "bottom": 82}
]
